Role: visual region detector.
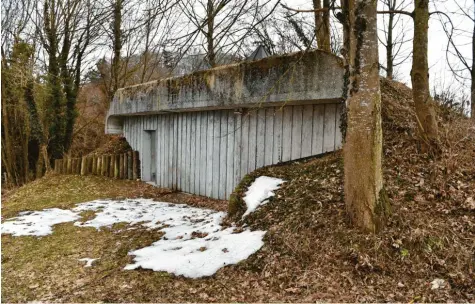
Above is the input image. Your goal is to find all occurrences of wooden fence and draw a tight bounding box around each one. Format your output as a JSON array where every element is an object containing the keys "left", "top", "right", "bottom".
[{"left": 54, "top": 151, "right": 140, "bottom": 180}]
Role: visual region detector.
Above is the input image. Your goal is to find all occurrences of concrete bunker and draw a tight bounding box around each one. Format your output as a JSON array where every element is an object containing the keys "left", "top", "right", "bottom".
[{"left": 105, "top": 50, "right": 345, "bottom": 199}]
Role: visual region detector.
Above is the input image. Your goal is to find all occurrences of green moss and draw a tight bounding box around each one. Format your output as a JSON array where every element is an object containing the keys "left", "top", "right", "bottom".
[{"left": 227, "top": 174, "right": 256, "bottom": 220}]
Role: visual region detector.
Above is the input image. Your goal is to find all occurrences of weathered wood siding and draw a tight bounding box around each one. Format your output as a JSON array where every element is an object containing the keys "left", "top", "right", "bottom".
[{"left": 123, "top": 103, "right": 343, "bottom": 200}]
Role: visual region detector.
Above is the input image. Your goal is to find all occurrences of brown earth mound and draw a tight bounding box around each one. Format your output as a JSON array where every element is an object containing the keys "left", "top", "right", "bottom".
[{"left": 221, "top": 78, "right": 475, "bottom": 302}]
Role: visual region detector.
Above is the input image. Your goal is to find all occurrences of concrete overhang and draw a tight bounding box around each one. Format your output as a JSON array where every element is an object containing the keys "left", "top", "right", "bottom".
[{"left": 106, "top": 50, "right": 345, "bottom": 134}]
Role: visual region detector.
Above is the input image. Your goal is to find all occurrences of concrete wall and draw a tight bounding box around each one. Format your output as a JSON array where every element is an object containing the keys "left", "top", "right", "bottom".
[
  {"left": 123, "top": 103, "right": 343, "bottom": 200},
  {"left": 105, "top": 50, "right": 344, "bottom": 134}
]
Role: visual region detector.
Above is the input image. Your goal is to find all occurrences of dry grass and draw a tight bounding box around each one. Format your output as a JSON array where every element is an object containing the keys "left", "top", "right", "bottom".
[{"left": 2, "top": 78, "right": 474, "bottom": 302}]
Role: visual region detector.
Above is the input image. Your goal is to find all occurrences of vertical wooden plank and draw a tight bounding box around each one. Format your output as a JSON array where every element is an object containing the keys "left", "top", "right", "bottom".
[
  {"left": 226, "top": 111, "right": 235, "bottom": 199},
  {"left": 194, "top": 112, "right": 202, "bottom": 194},
  {"left": 212, "top": 111, "right": 221, "bottom": 198},
  {"left": 177, "top": 113, "right": 182, "bottom": 190},
  {"left": 163, "top": 115, "right": 169, "bottom": 188},
  {"left": 173, "top": 114, "right": 178, "bottom": 189},
  {"left": 256, "top": 108, "right": 266, "bottom": 168},
  {"left": 273, "top": 107, "right": 283, "bottom": 164},
  {"left": 282, "top": 106, "right": 293, "bottom": 162},
  {"left": 301, "top": 104, "right": 314, "bottom": 158},
  {"left": 206, "top": 111, "right": 214, "bottom": 197},
  {"left": 240, "top": 112, "right": 249, "bottom": 180},
  {"left": 312, "top": 104, "right": 325, "bottom": 155},
  {"left": 291, "top": 105, "right": 303, "bottom": 160},
  {"left": 264, "top": 108, "right": 274, "bottom": 166},
  {"left": 158, "top": 115, "right": 164, "bottom": 186},
  {"left": 181, "top": 113, "right": 186, "bottom": 192},
  {"left": 190, "top": 113, "right": 197, "bottom": 194},
  {"left": 199, "top": 112, "right": 207, "bottom": 196},
  {"left": 234, "top": 112, "right": 242, "bottom": 189},
  {"left": 248, "top": 110, "right": 257, "bottom": 172},
  {"left": 185, "top": 113, "right": 193, "bottom": 192},
  {"left": 334, "top": 103, "right": 343, "bottom": 149},
  {"left": 323, "top": 103, "right": 336, "bottom": 152},
  {"left": 219, "top": 111, "right": 228, "bottom": 199}
]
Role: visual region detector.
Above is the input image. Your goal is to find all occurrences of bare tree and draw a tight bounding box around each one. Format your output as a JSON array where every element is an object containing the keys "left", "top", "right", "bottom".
[
  {"left": 378, "top": 0, "right": 412, "bottom": 79},
  {"left": 176, "top": 0, "right": 278, "bottom": 67},
  {"left": 438, "top": 0, "right": 474, "bottom": 119}
]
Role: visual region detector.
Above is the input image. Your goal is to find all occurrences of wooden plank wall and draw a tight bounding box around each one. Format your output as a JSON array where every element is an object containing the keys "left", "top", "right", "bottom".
[{"left": 123, "top": 103, "right": 343, "bottom": 200}]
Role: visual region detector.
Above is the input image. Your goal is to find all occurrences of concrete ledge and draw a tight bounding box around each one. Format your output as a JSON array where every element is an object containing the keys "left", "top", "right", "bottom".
[{"left": 106, "top": 50, "right": 345, "bottom": 134}]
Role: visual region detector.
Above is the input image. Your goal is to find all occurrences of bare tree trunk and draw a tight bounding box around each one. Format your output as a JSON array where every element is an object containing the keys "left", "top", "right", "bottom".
[
  {"left": 206, "top": 0, "right": 216, "bottom": 67},
  {"left": 111, "top": 0, "right": 123, "bottom": 97},
  {"left": 411, "top": 0, "right": 439, "bottom": 152},
  {"left": 313, "top": 0, "right": 331, "bottom": 52},
  {"left": 386, "top": 5, "right": 394, "bottom": 79},
  {"left": 342, "top": 0, "right": 388, "bottom": 233}
]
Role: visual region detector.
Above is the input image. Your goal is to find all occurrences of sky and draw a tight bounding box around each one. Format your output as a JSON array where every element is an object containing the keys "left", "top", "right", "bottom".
[{"left": 285, "top": 0, "right": 473, "bottom": 113}]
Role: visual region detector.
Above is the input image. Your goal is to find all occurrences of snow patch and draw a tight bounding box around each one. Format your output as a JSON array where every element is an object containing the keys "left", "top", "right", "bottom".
[
  {"left": 242, "top": 176, "right": 284, "bottom": 218},
  {"left": 1, "top": 209, "right": 80, "bottom": 237},
  {"left": 2, "top": 197, "right": 270, "bottom": 278},
  {"left": 79, "top": 258, "right": 98, "bottom": 267}
]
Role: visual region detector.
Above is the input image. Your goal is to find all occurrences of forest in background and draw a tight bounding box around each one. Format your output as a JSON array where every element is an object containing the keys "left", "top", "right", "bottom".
[{"left": 1, "top": 0, "right": 473, "bottom": 192}]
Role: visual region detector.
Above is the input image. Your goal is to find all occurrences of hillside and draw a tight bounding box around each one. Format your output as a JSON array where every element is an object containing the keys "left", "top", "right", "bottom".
[{"left": 2, "top": 78, "right": 474, "bottom": 302}]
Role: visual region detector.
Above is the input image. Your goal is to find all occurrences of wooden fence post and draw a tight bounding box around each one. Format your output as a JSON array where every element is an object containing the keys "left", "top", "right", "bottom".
[
  {"left": 75, "top": 158, "right": 80, "bottom": 174},
  {"left": 71, "top": 158, "right": 76, "bottom": 174},
  {"left": 97, "top": 156, "right": 102, "bottom": 176},
  {"left": 123, "top": 153, "right": 128, "bottom": 179},
  {"left": 114, "top": 155, "right": 119, "bottom": 178},
  {"left": 67, "top": 158, "right": 72, "bottom": 174},
  {"left": 119, "top": 154, "right": 124, "bottom": 179},
  {"left": 109, "top": 155, "right": 114, "bottom": 178},
  {"left": 88, "top": 156, "right": 93, "bottom": 174},
  {"left": 132, "top": 151, "right": 139, "bottom": 180},
  {"left": 102, "top": 155, "right": 108, "bottom": 176},
  {"left": 81, "top": 156, "right": 86, "bottom": 175},
  {"left": 85, "top": 156, "right": 90, "bottom": 175},
  {"left": 92, "top": 155, "right": 97, "bottom": 175},
  {"left": 127, "top": 152, "right": 133, "bottom": 180}
]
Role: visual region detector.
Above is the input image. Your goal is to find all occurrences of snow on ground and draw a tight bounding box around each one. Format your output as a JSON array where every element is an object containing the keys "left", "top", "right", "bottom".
[
  {"left": 1, "top": 176, "right": 283, "bottom": 278},
  {"left": 1, "top": 209, "right": 80, "bottom": 237},
  {"left": 78, "top": 258, "right": 98, "bottom": 267},
  {"left": 242, "top": 176, "right": 285, "bottom": 218}
]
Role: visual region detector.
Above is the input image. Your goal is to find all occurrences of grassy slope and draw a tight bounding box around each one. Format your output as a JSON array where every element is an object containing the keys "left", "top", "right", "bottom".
[{"left": 2, "top": 79, "right": 474, "bottom": 302}]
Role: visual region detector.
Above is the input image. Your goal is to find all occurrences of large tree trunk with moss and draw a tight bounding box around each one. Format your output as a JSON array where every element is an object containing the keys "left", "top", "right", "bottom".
[
  {"left": 411, "top": 0, "right": 439, "bottom": 151},
  {"left": 312, "top": 0, "right": 331, "bottom": 52},
  {"left": 342, "top": 0, "right": 388, "bottom": 233}
]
